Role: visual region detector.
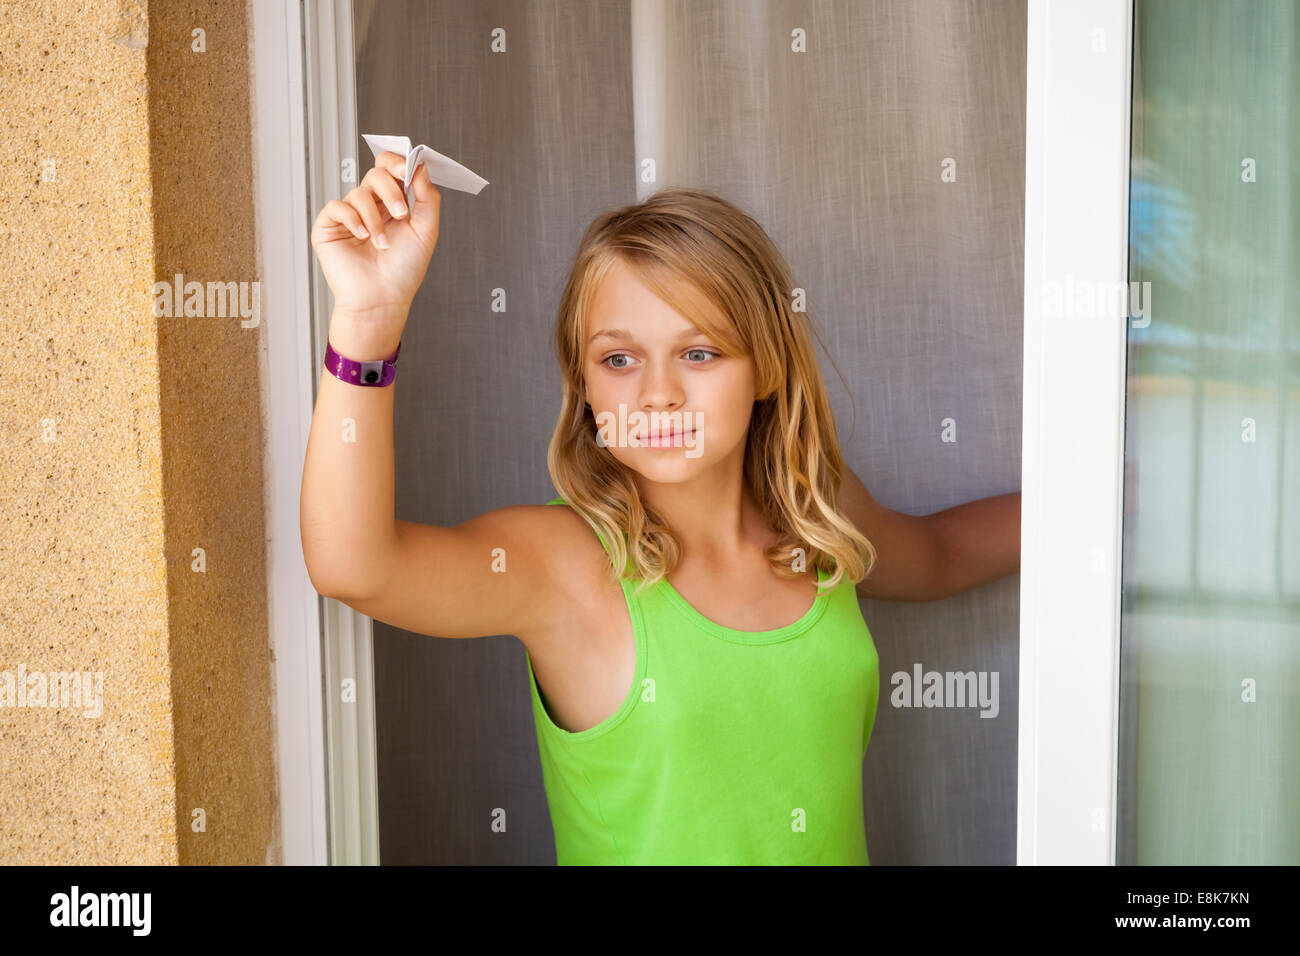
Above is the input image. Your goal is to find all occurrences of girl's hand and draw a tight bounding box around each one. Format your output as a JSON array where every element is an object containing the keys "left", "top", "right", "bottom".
[{"left": 310, "top": 150, "right": 443, "bottom": 325}]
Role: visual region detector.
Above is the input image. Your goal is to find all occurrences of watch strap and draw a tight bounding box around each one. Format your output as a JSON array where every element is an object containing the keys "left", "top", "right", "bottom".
[{"left": 325, "top": 339, "right": 401, "bottom": 387}]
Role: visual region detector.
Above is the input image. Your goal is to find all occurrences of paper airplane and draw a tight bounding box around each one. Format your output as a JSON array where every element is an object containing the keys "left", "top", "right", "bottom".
[{"left": 361, "top": 133, "right": 490, "bottom": 205}]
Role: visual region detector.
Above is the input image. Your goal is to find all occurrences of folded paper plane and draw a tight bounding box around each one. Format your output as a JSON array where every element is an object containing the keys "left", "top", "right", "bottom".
[{"left": 362, "top": 133, "right": 490, "bottom": 204}]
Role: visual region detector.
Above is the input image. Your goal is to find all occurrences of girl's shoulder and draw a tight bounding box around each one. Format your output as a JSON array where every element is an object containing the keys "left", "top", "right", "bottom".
[
  {"left": 537, "top": 495, "right": 616, "bottom": 568},
  {"left": 517, "top": 497, "right": 631, "bottom": 652},
  {"left": 543, "top": 496, "right": 624, "bottom": 566}
]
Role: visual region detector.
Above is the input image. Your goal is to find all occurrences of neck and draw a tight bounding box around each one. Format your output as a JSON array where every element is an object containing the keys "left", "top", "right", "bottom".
[{"left": 632, "top": 449, "right": 771, "bottom": 565}]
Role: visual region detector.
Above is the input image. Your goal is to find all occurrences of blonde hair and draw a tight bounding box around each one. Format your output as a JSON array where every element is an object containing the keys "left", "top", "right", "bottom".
[{"left": 546, "top": 187, "right": 876, "bottom": 597}]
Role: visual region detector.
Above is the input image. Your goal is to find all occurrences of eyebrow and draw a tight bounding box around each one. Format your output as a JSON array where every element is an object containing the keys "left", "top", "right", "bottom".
[{"left": 588, "top": 325, "right": 707, "bottom": 345}]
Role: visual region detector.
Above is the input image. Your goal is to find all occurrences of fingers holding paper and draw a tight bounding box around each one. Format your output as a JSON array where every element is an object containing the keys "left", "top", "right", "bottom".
[
  {"left": 361, "top": 149, "right": 441, "bottom": 255},
  {"left": 403, "top": 154, "right": 442, "bottom": 251},
  {"left": 309, "top": 149, "right": 443, "bottom": 320}
]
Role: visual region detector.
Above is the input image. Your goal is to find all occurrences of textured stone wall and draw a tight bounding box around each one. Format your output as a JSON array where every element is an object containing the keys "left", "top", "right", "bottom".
[{"left": 0, "top": 0, "right": 277, "bottom": 864}]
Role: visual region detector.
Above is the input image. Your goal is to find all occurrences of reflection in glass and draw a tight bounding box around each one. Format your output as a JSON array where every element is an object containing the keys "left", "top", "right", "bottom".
[{"left": 1118, "top": 0, "right": 1300, "bottom": 864}]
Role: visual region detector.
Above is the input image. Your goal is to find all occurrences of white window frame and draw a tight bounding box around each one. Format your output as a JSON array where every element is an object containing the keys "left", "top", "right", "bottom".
[
  {"left": 254, "top": 0, "right": 377, "bottom": 865},
  {"left": 250, "top": 0, "right": 324, "bottom": 865},
  {"left": 1018, "top": 0, "right": 1134, "bottom": 865},
  {"left": 261, "top": 0, "right": 1138, "bottom": 867}
]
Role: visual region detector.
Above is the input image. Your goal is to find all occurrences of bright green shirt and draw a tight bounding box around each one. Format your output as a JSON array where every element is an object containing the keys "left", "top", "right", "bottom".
[{"left": 526, "top": 496, "right": 880, "bottom": 865}]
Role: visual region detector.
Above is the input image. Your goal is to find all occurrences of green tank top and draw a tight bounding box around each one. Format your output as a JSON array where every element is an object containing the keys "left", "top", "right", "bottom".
[{"left": 526, "top": 495, "right": 880, "bottom": 865}]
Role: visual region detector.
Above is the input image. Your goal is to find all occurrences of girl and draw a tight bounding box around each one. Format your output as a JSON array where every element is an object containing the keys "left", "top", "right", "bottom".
[{"left": 302, "top": 151, "right": 1020, "bottom": 865}]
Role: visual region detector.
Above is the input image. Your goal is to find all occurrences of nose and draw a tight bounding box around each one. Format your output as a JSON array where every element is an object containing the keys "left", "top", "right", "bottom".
[{"left": 638, "top": 360, "right": 685, "bottom": 412}]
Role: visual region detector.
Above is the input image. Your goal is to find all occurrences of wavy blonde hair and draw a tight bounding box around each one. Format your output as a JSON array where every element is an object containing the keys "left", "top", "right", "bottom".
[{"left": 546, "top": 187, "right": 876, "bottom": 597}]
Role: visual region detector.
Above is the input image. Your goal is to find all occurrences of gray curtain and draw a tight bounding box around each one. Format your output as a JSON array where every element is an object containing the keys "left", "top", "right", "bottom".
[{"left": 354, "top": 0, "right": 1025, "bottom": 865}]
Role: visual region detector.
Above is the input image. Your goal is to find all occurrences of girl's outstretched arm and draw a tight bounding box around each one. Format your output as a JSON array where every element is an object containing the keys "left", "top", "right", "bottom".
[
  {"left": 925, "top": 489, "right": 1021, "bottom": 598},
  {"left": 841, "top": 467, "right": 1020, "bottom": 602}
]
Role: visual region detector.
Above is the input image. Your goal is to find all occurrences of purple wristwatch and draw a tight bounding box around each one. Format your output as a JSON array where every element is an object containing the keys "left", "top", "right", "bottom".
[{"left": 324, "top": 339, "right": 401, "bottom": 387}]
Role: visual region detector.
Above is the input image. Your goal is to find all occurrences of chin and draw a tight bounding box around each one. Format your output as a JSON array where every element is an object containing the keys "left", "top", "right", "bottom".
[
  {"left": 643, "top": 460, "right": 703, "bottom": 475},
  {"left": 628, "top": 455, "right": 712, "bottom": 483}
]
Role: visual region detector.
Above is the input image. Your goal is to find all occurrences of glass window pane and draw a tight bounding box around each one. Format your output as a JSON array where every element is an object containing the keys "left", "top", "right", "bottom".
[{"left": 1119, "top": 0, "right": 1300, "bottom": 865}]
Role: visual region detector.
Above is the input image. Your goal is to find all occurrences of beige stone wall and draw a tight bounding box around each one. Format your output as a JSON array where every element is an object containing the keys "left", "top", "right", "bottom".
[{"left": 0, "top": 0, "right": 278, "bottom": 864}]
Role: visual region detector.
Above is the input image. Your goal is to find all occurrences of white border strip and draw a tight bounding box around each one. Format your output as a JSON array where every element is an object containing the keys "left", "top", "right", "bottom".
[
  {"left": 301, "top": 0, "right": 380, "bottom": 866},
  {"left": 1018, "top": 0, "right": 1133, "bottom": 865},
  {"left": 250, "top": 0, "right": 328, "bottom": 864},
  {"left": 630, "top": 0, "right": 668, "bottom": 202}
]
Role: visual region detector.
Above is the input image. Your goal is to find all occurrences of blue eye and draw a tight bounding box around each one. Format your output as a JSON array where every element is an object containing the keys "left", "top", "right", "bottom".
[
  {"left": 685, "top": 348, "right": 720, "bottom": 363},
  {"left": 599, "top": 349, "right": 720, "bottom": 370}
]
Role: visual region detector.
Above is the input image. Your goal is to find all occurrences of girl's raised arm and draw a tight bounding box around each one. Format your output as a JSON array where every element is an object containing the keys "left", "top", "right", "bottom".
[{"left": 300, "top": 151, "right": 566, "bottom": 639}]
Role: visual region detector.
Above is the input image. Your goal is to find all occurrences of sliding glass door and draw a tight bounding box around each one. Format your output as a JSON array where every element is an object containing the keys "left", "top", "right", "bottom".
[{"left": 1117, "top": 0, "right": 1300, "bottom": 865}]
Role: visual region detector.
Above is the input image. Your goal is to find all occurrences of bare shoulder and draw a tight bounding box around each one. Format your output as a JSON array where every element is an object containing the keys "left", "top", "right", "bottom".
[
  {"left": 450, "top": 500, "right": 610, "bottom": 618},
  {"left": 333, "top": 500, "right": 611, "bottom": 642},
  {"left": 499, "top": 501, "right": 611, "bottom": 586},
  {"left": 511, "top": 501, "right": 618, "bottom": 647}
]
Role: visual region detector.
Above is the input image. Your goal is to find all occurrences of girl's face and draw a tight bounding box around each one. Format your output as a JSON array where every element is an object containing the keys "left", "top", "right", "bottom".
[{"left": 583, "top": 258, "right": 756, "bottom": 485}]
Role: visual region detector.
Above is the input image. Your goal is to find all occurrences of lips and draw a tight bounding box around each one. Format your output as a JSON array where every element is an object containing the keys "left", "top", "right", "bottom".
[{"left": 640, "top": 428, "right": 695, "bottom": 447}]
